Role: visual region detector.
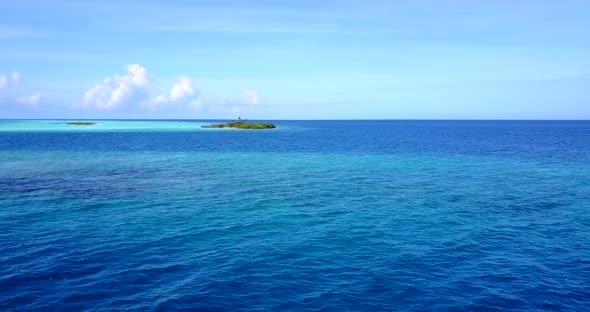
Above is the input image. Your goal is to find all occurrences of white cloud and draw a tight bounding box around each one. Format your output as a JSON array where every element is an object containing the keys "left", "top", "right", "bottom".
[
  {"left": 1, "top": 70, "right": 41, "bottom": 108},
  {"left": 80, "top": 64, "right": 151, "bottom": 110},
  {"left": 11, "top": 71, "right": 20, "bottom": 84},
  {"left": 0, "top": 71, "right": 21, "bottom": 90},
  {"left": 170, "top": 77, "right": 197, "bottom": 101},
  {"left": 149, "top": 76, "right": 200, "bottom": 109},
  {"left": 18, "top": 92, "right": 41, "bottom": 107},
  {"left": 243, "top": 89, "right": 259, "bottom": 105},
  {"left": 77, "top": 64, "right": 262, "bottom": 115},
  {"left": 220, "top": 89, "right": 261, "bottom": 113}
]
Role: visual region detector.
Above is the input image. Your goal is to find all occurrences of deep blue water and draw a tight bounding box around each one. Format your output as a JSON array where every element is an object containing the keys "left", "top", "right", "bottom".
[{"left": 1, "top": 120, "right": 589, "bottom": 311}]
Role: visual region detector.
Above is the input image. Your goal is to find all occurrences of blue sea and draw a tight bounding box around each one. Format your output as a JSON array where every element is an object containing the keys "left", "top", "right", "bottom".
[{"left": 1, "top": 120, "right": 589, "bottom": 311}]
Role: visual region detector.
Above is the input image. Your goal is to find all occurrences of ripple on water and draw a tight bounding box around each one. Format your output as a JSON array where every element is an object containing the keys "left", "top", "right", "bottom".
[{"left": 1, "top": 121, "right": 590, "bottom": 311}]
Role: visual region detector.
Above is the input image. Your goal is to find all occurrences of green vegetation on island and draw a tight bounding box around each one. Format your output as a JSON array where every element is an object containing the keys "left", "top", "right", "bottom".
[
  {"left": 68, "top": 122, "right": 96, "bottom": 126},
  {"left": 202, "top": 119, "right": 276, "bottom": 129}
]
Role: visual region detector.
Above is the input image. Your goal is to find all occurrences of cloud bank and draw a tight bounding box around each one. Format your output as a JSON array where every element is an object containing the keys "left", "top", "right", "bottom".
[
  {"left": 149, "top": 76, "right": 201, "bottom": 109},
  {"left": 79, "top": 64, "right": 260, "bottom": 115},
  {"left": 80, "top": 64, "right": 151, "bottom": 110}
]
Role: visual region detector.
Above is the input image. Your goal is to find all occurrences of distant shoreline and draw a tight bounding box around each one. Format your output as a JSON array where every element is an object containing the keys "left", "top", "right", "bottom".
[{"left": 1, "top": 119, "right": 589, "bottom": 122}]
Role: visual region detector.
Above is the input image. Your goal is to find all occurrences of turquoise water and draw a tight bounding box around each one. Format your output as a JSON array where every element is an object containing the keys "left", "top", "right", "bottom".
[
  {"left": 0, "top": 120, "right": 218, "bottom": 132},
  {"left": 1, "top": 120, "right": 589, "bottom": 311}
]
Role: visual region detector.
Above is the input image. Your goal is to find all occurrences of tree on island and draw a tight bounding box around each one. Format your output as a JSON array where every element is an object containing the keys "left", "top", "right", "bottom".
[{"left": 201, "top": 118, "right": 275, "bottom": 129}]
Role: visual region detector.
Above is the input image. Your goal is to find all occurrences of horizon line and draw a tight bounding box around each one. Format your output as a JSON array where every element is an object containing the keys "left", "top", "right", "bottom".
[{"left": 1, "top": 118, "right": 590, "bottom": 122}]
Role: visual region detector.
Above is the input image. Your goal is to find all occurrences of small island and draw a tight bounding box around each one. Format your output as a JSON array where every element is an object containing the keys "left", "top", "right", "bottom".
[
  {"left": 68, "top": 122, "right": 96, "bottom": 126},
  {"left": 202, "top": 120, "right": 276, "bottom": 129}
]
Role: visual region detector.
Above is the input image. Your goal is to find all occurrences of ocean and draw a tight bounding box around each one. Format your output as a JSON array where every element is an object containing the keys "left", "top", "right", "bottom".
[{"left": 1, "top": 120, "right": 589, "bottom": 311}]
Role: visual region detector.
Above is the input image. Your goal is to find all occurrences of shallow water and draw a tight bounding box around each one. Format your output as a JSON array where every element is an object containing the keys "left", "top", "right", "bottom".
[{"left": 1, "top": 120, "right": 589, "bottom": 311}]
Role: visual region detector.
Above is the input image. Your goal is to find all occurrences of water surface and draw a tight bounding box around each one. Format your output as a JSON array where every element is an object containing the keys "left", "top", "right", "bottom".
[{"left": 1, "top": 120, "right": 589, "bottom": 311}]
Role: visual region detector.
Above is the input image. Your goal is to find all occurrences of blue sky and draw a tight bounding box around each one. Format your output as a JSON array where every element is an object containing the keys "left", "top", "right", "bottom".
[{"left": 1, "top": 0, "right": 589, "bottom": 119}]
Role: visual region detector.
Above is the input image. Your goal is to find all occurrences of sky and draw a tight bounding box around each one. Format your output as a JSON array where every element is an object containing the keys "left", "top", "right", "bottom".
[{"left": 0, "top": 0, "right": 589, "bottom": 119}]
